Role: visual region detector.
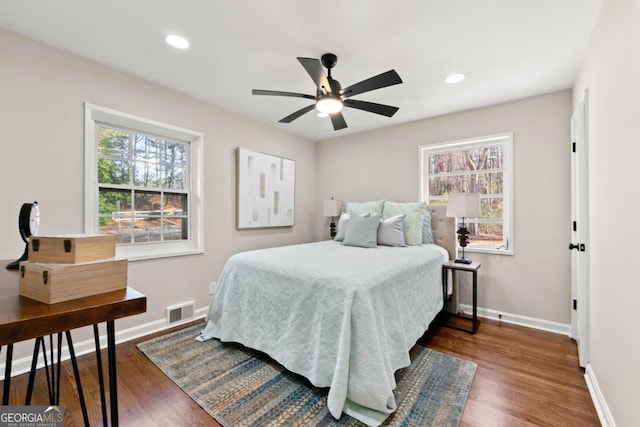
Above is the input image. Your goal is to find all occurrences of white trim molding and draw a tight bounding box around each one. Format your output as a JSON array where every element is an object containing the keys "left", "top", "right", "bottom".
[
  {"left": 584, "top": 364, "right": 616, "bottom": 427},
  {"left": 458, "top": 304, "right": 572, "bottom": 336}
]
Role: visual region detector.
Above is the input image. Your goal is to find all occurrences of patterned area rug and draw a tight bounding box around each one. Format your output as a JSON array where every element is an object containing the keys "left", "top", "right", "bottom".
[{"left": 137, "top": 324, "right": 476, "bottom": 427}]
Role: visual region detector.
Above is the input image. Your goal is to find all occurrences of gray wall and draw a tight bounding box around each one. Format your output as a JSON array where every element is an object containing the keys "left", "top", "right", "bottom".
[
  {"left": 573, "top": 0, "right": 640, "bottom": 425},
  {"left": 316, "top": 90, "right": 572, "bottom": 325},
  {"left": 0, "top": 29, "right": 317, "bottom": 360}
]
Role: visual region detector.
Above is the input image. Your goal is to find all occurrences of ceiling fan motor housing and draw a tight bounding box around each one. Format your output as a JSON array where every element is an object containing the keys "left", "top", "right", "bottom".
[{"left": 321, "top": 53, "right": 338, "bottom": 70}]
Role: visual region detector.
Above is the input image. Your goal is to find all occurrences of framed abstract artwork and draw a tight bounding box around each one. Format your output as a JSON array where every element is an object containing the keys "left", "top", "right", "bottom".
[{"left": 236, "top": 147, "right": 295, "bottom": 229}]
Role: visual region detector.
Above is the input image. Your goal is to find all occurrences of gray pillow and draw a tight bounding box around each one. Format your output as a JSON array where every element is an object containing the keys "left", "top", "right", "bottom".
[
  {"left": 422, "top": 210, "right": 434, "bottom": 244},
  {"left": 343, "top": 213, "right": 381, "bottom": 248},
  {"left": 378, "top": 214, "right": 406, "bottom": 247},
  {"left": 334, "top": 212, "right": 370, "bottom": 241}
]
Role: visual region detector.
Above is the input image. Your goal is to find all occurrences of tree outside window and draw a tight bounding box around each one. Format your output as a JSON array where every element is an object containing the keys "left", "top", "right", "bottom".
[
  {"left": 420, "top": 133, "right": 513, "bottom": 254},
  {"left": 97, "top": 125, "right": 189, "bottom": 244}
]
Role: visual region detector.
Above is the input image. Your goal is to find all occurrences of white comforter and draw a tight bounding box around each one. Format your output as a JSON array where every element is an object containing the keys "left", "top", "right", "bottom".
[{"left": 200, "top": 240, "right": 447, "bottom": 426}]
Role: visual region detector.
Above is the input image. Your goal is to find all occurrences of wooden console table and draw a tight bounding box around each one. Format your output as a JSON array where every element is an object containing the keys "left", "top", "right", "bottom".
[{"left": 0, "top": 263, "right": 146, "bottom": 426}]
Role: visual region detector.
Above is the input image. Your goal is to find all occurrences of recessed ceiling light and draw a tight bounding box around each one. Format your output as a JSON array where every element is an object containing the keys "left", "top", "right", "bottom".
[
  {"left": 444, "top": 73, "right": 466, "bottom": 84},
  {"left": 165, "top": 34, "right": 190, "bottom": 49}
]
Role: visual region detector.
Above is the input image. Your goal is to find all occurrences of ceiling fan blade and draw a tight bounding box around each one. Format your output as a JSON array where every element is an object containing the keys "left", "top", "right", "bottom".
[
  {"left": 278, "top": 104, "right": 316, "bottom": 123},
  {"left": 343, "top": 99, "right": 399, "bottom": 117},
  {"left": 341, "top": 70, "right": 403, "bottom": 98},
  {"left": 252, "top": 89, "right": 315, "bottom": 100},
  {"left": 298, "top": 57, "right": 333, "bottom": 93},
  {"left": 329, "top": 112, "right": 348, "bottom": 131}
]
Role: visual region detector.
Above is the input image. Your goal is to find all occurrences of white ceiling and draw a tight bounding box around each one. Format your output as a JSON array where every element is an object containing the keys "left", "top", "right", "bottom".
[{"left": 0, "top": 1, "right": 602, "bottom": 142}]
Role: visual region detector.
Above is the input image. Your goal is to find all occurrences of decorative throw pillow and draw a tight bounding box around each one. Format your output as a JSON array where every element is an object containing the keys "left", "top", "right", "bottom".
[
  {"left": 422, "top": 209, "right": 434, "bottom": 244},
  {"left": 382, "top": 201, "right": 427, "bottom": 246},
  {"left": 334, "top": 212, "right": 370, "bottom": 241},
  {"left": 377, "top": 214, "right": 406, "bottom": 247},
  {"left": 343, "top": 213, "right": 381, "bottom": 248},
  {"left": 344, "top": 200, "right": 385, "bottom": 216}
]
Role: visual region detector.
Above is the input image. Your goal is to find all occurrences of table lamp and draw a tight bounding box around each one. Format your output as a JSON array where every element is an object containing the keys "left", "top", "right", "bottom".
[
  {"left": 323, "top": 198, "right": 340, "bottom": 238},
  {"left": 446, "top": 193, "right": 480, "bottom": 264}
]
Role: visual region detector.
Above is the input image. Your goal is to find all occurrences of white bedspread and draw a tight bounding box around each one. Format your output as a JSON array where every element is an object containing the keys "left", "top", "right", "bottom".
[{"left": 200, "top": 240, "right": 447, "bottom": 426}]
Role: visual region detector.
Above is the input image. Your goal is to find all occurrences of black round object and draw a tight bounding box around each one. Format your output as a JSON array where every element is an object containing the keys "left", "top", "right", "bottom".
[
  {"left": 321, "top": 53, "right": 337, "bottom": 70},
  {"left": 19, "top": 203, "right": 33, "bottom": 240},
  {"left": 6, "top": 201, "right": 38, "bottom": 270},
  {"left": 18, "top": 201, "right": 39, "bottom": 242}
]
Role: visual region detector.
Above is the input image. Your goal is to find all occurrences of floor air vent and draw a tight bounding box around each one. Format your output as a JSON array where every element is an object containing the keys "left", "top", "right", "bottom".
[{"left": 166, "top": 301, "right": 195, "bottom": 325}]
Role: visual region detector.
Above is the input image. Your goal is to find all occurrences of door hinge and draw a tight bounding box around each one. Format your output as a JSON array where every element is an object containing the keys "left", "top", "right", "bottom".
[
  {"left": 573, "top": 299, "right": 577, "bottom": 310},
  {"left": 572, "top": 142, "right": 576, "bottom": 152}
]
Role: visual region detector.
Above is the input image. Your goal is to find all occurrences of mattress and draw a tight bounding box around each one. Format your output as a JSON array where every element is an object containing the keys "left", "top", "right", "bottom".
[{"left": 200, "top": 240, "right": 447, "bottom": 425}]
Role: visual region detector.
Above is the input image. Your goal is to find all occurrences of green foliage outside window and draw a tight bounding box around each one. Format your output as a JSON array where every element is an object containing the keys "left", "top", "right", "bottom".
[{"left": 96, "top": 125, "right": 188, "bottom": 241}]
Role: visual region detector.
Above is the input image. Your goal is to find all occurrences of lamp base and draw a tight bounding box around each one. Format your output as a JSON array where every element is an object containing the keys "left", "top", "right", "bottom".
[
  {"left": 329, "top": 222, "right": 337, "bottom": 239},
  {"left": 454, "top": 257, "right": 473, "bottom": 264}
]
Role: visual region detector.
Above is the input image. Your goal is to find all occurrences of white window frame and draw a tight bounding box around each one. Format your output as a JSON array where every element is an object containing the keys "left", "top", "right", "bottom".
[
  {"left": 84, "top": 103, "right": 204, "bottom": 261},
  {"left": 419, "top": 132, "right": 514, "bottom": 256}
]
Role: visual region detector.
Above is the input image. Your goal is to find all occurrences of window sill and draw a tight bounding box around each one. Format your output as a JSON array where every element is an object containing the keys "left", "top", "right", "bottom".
[
  {"left": 464, "top": 247, "right": 514, "bottom": 256},
  {"left": 116, "top": 241, "right": 204, "bottom": 262}
]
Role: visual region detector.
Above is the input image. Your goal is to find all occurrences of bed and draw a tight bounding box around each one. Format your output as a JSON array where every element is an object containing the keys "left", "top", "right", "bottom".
[{"left": 200, "top": 204, "right": 455, "bottom": 426}]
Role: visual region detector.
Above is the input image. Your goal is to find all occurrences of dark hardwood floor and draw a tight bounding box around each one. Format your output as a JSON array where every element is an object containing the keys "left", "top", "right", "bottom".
[
  {"left": 421, "top": 318, "right": 600, "bottom": 427},
  {"left": 2, "top": 318, "right": 599, "bottom": 426}
]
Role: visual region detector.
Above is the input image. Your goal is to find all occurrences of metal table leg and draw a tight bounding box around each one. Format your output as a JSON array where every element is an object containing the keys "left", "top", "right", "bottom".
[
  {"left": 2, "top": 344, "right": 13, "bottom": 405},
  {"left": 107, "top": 320, "right": 119, "bottom": 426},
  {"left": 94, "top": 324, "right": 108, "bottom": 427}
]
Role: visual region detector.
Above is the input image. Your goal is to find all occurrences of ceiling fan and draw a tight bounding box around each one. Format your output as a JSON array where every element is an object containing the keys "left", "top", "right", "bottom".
[{"left": 252, "top": 53, "right": 403, "bottom": 131}]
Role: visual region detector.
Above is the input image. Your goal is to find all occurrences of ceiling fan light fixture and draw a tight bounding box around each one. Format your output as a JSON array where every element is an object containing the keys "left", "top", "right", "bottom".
[{"left": 316, "top": 95, "right": 343, "bottom": 114}]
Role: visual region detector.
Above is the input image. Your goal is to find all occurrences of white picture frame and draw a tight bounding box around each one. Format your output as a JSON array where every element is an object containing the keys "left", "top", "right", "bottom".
[{"left": 236, "top": 147, "right": 295, "bottom": 229}]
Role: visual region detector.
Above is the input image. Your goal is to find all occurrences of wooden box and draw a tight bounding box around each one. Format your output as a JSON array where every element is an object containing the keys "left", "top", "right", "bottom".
[
  {"left": 28, "top": 234, "right": 115, "bottom": 264},
  {"left": 19, "top": 259, "right": 127, "bottom": 304}
]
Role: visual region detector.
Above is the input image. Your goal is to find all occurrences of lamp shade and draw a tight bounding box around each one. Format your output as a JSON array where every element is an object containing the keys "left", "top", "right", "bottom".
[
  {"left": 323, "top": 199, "right": 340, "bottom": 217},
  {"left": 445, "top": 193, "right": 480, "bottom": 218}
]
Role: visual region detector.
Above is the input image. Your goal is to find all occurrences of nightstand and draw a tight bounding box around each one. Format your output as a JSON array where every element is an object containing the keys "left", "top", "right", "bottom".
[{"left": 442, "top": 260, "right": 481, "bottom": 334}]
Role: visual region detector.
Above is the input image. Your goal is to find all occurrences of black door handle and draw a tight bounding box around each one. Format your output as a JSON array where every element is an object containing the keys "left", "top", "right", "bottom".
[{"left": 569, "top": 243, "right": 586, "bottom": 251}]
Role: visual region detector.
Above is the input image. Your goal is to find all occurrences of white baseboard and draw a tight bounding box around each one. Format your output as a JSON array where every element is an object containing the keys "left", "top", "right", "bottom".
[
  {"left": 457, "top": 304, "right": 572, "bottom": 336},
  {"left": 584, "top": 364, "right": 616, "bottom": 427},
  {"left": 0, "top": 306, "right": 208, "bottom": 379}
]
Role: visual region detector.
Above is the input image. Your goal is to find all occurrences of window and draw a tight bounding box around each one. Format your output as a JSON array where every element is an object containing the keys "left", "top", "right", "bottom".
[
  {"left": 419, "top": 133, "right": 513, "bottom": 255},
  {"left": 84, "top": 103, "right": 204, "bottom": 260}
]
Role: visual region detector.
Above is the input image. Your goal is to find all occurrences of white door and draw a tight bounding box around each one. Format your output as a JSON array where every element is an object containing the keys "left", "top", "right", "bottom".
[{"left": 570, "top": 90, "right": 590, "bottom": 367}]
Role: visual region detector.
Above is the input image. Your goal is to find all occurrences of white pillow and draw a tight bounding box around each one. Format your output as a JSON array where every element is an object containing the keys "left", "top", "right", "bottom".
[{"left": 378, "top": 214, "right": 406, "bottom": 247}]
